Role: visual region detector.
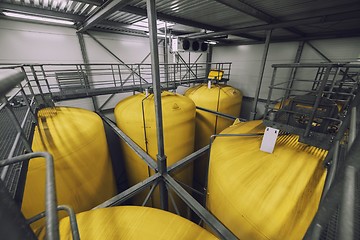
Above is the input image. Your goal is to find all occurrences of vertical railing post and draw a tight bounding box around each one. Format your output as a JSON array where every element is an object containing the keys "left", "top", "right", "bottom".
[
  {"left": 284, "top": 41, "right": 305, "bottom": 99},
  {"left": 250, "top": 29, "right": 272, "bottom": 120},
  {"left": 206, "top": 44, "right": 213, "bottom": 78}
]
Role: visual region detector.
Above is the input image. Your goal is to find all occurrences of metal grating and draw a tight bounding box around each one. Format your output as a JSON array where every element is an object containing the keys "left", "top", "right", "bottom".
[
  {"left": 0, "top": 100, "right": 36, "bottom": 200},
  {"left": 2, "top": 0, "right": 99, "bottom": 16},
  {"left": 317, "top": 170, "right": 360, "bottom": 240}
]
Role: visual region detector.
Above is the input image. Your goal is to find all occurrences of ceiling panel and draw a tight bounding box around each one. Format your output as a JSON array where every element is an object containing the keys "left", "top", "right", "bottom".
[{"left": 0, "top": 0, "right": 359, "bottom": 44}]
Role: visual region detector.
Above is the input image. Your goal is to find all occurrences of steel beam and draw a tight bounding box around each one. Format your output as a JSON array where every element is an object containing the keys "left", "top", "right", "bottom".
[
  {"left": 98, "top": 39, "right": 162, "bottom": 111},
  {"left": 214, "top": 0, "right": 273, "bottom": 22},
  {"left": 164, "top": 174, "right": 237, "bottom": 240},
  {"left": 167, "top": 145, "right": 210, "bottom": 174},
  {"left": 86, "top": 32, "right": 148, "bottom": 84},
  {"left": 146, "top": 0, "right": 168, "bottom": 211},
  {"left": 98, "top": 113, "right": 158, "bottom": 170},
  {"left": 219, "top": 29, "right": 360, "bottom": 46},
  {"left": 78, "top": 0, "right": 133, "bottom": 32},
  {"left": 182, "top": 11, "right": 360, "bottom": 39},
  {"left": 196, "top": 106, "right": 238, "bottom": 121},
  {"left": 214, "top": 0, "right": 304, "bottom": 36},
  {"left": 285, "top": 41, "right": 305, "bottom": 99},
  {"left": 122, "top": 5, "right": 262, "bottom": 41},
  {"left": 250, "top": 29, "right": 272, "bottom": 120},
  {"left": 94, "top": 173, "right": 161, "bottom": 208},
  {"left": 76, "top": 33, "right": 99, "bottom": 110}
]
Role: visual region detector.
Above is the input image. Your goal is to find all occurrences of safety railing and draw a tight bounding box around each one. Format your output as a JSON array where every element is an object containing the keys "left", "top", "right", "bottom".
[
  {"left": 14, "top": 62, "right": 231, "bottom": 101},
  {"left": 263, "top": 63, "right": 360, "bottom": 150},
  {"left": 262, "top": 62, "right": 360, "bottom": 240},
  {"left": 0, "top": 69, "right": 80, "bottom": 239},
  {"left": 0, "top": 69, "right": 38, "bottom": 201}
]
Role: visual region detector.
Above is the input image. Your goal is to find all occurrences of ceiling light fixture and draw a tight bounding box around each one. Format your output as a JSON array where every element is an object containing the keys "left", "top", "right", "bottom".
[
  {"left": 206, "top": 40, "right": 218, "bottom": 45},
  {"left": 2, "top": 11, "right": 74, "bottom": 25},
  {"left": 146, "top": 32, "right": 170, "bottom": 38}
]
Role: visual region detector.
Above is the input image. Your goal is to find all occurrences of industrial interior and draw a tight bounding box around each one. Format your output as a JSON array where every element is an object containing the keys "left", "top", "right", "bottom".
[{"left": 0, "top": 0, "right": 360, "bottom": 239}]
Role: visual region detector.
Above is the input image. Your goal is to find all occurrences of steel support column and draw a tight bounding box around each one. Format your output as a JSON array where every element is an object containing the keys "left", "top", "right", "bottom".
[
  {"left": 250, "top": 29, "right": 272, "bottom": 120},
  {"left": 285, "top": 41, "right": 305, "bottom": 99},
  {"left": 163, "top": 22, "right": 169, "bottom": 83},
  {"left": 146, "top": 0, "right": 168, "bottom": 211},
  {"left": 206, "top": 44, "right": 213, "bottom": 77},
  {"left": 77, "top": 33, "right": 99, "bottom": 110}
]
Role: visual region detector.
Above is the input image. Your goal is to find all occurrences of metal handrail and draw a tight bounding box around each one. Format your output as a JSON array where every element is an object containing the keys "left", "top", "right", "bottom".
[{"left": 0, "top": 152, "right": 59, "bottom": 240}]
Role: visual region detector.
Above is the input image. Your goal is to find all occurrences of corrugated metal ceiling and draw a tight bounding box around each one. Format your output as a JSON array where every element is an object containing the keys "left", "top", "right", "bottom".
[
  {"left": 0, "top": 0, "right": 359, "bottom": 45},
  {"left": 242, "top": 0, "right": 358, "bottom": 19}
]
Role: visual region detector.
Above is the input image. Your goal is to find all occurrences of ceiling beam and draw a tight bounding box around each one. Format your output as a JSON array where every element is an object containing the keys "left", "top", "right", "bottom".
[
  {"left": 214, "top": 0, "right": 273, "bottom": 23},
  {"left": 182, "top": 10, "right": 360, "bottom": 39},
  {"left": 220, "top": 29, "right": 360, "bottom": 46},
  {"left": 214, "top": 0, "right": 305, "bottom": 36},
  {"left": 121, "top": 5, "right": 263, "bottom": 41},
  {"left": 282, "top": 2, "right": 360, "bottom": 21},
  {"left": 74, "top": 0, "right": 103, "bottom": 6},
  {"left": 78, "top": 0, "right": 132, "bottom": 32}
]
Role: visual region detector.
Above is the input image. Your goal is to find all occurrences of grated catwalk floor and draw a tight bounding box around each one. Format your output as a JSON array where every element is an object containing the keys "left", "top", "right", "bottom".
[{"left": 0, "top": 103, "right": 36, "bottom": 199}]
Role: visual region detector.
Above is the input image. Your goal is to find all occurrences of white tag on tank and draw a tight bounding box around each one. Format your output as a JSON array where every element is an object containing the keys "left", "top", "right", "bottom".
[{"left": 260, "top": 127, "right": 279, "bottom": 153}]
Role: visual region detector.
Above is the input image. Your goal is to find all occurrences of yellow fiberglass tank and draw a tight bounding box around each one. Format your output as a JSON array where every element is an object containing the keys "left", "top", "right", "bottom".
[
  {"left": 184, "top": 83, "right": 243, "bottom": 187},
  {"left": 22, "top": 107, "right": 117, "bottom": 229},
  {"left": 114, "top": 91, "right": 195, "bottom": 216},
  {"left": 38, "top": 206, "right": 218, "bottom": 240},
  {"left": 207, "top": 120, "right": 327, "bottom": 240}
]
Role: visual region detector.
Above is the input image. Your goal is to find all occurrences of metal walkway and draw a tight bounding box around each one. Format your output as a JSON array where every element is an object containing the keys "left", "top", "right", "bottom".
[{"left": 20, "top": 63, "right": 231, "bottom": 102}]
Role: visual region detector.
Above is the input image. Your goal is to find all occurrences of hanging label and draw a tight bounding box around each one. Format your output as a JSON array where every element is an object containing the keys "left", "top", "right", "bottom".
[{"left": 260, "top": 127, "right": 279, "bottom": 153}]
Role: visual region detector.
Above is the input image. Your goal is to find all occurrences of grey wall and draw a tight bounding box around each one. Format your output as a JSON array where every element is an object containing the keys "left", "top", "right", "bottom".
[
  {"left": 1, "top": 19, "right": 359, "bottom": 117},
  {"left": 0, "top": 19, "right": 207, "bottom": 112}
]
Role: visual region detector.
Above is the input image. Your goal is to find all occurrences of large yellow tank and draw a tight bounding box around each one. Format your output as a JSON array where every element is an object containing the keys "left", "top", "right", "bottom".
[
  {"left": 184, "top": 83, "right": 243, "bottom": 187},
  {"left": 207, "top": 120, "right": 327, "bottom": 240},
  {"left": 38, "top": 206, "right": 218, "bottom": 239},
  {"left": 22, "top": 107, "right": 117, "bottom": 229},
  {"left": 114, "top": 91, "right": 195, "bottom": 216}
]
